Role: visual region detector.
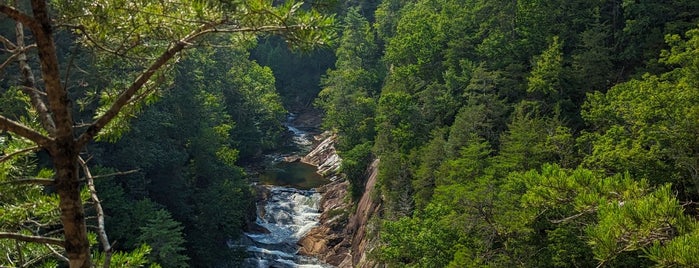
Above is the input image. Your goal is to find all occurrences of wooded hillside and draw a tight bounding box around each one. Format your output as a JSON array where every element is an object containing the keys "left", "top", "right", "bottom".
[{"left": 317, "top": 0, "right": 699, "bottom": 266}]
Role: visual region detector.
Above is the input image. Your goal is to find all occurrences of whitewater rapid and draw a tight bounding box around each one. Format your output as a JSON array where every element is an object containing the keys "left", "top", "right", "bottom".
[
  {"left": 241, "top": 187, "right": 331, "bottom": 267},
  {"left": 235, "top": 114, "right": 333, "bottom": 267}
]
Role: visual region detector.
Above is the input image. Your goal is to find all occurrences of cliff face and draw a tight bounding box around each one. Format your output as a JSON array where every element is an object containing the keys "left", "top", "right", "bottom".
[
  {"left": 298, "top": 133, "right": 382, "bottom": 267},
  {"left": 347, "top": 159, "right": 381, "bottom": 267}
]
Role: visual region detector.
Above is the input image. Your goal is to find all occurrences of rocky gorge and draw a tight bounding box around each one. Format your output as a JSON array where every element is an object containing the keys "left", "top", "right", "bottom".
[
  {"left": 239, "top": 110, "right": 382, "bottom": 267},
  {"left": 296, "top": 132, "right": 382, "bottom": 268}
]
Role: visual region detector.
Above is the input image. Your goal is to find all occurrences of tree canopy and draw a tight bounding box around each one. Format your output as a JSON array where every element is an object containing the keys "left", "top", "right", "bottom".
[
  {"left": 315, "top": 0, "right": 699, "bottom": 267},
  {"left": 0, "top": 0, "right": 333, "bottom": 267}
]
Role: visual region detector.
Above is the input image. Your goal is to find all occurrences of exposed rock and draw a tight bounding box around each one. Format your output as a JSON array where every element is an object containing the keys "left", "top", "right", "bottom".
[
  {"left": 283, "top": 155, "right": 302, "bottom": 162},
  {"left": 297, "top": 130, "right": 382, "bottom": 268},
  {"left": 302, "top": 131, "right": 341, "bottom": 177},
  {"left": 298, "top": 160, "right": 382, "bottom": 267},
  {"left": 297, "top": 180, "right": 352, "bottom": 265},
  {"left": 348, "top": 159, "right": 381, "bottom": 268}
]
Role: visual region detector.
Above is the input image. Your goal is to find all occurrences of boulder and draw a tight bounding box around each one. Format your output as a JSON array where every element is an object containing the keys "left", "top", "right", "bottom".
[{"left": 302, "top": 131, "right": 341, "bottom": 177}]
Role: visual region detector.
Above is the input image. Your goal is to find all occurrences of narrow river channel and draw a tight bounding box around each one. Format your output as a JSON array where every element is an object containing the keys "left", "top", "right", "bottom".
[{"left": 236, "top": 116, "right": 334, "bottom": 268}]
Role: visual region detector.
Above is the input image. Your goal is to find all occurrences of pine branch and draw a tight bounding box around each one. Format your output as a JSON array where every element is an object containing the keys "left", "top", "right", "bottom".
[
  {"left": 0, "top": 232, "right": 64, "bottom": 247},
  {"left": 90, "top": 169, "right": 139, "bottom": 180},
  {"left": 0, "top": 115, "right": 53, "bottom": 147},
  {"left": 75, "top": 21, "right": 224, "bottom": 148},
  {"left": 0, "top": 145, "right": 40, "bottom": 163},
  {"left": 0, "top": 177, "right": 53, "bottom": 186},
  {"left": 75, "top": 22, "right": 322, "bottom": 148}
]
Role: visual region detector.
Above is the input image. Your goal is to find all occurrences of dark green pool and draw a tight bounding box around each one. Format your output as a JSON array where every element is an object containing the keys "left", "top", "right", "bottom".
[{"left": 259, "top": 161, "right": 330, "bottom": 190}]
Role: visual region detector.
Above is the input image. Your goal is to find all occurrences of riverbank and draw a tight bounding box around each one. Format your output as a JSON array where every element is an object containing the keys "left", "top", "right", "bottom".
[
  {"left": 296, "top": 131, "right": 381, "bottom": 268},
  {"left": 237, "top": 110, "right": 336, "bottom": 267},
  {"left": 243, "top": 109, "right": 381, "bottom": 267}
]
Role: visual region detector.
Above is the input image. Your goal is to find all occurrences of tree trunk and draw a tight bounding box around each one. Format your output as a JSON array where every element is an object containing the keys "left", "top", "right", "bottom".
[{"left": 52, "top": 142, "right": 91, "bottom": 268}]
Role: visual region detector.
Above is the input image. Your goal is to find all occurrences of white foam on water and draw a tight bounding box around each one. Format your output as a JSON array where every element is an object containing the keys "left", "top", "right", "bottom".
[{"left": 239, "top": 186, "right": 331, "bottom": 267}]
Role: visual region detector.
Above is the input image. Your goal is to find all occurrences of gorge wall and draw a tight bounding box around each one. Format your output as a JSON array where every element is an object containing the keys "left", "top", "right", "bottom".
[{"left": 298, "top": 133, "right": 382, "bottom": 268}]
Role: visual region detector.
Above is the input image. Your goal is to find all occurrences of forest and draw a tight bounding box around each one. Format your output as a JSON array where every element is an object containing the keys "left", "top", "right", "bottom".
[{"left": 1, "top": 0, "right": 699, "bottom": 267}]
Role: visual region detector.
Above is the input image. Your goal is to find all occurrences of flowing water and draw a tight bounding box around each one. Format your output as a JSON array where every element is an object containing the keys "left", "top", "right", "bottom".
[
  {"left": 235, "top": 114, "right": 333, "bottom": 268},
  {"left": 240, "top": 187, "right": 329, "bottom": 267}
]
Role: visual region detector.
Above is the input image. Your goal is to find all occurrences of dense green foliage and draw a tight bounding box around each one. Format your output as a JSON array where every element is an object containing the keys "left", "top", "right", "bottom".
[
  {"left": 3, "top": 0, "right": 699, "bottom": 266},
  {"left": 93, "top": 46, "right": 275, "bottom": 265},
  {"left": 0, "top": 37, "right": 289, "bottom": 266},
  {"left": 316, "top": 0, "right": 699, "bottom": 266},
  {"left": 1, "top": 0, "right": 333, "bottom": 266}
]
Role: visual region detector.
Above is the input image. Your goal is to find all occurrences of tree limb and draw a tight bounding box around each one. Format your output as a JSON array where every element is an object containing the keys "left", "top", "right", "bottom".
[
  {"left": 0, "top": 232, "right": 64, "bottom": 247},
  {"left": 0, "top": 115, "right": 53, "bottom": 147},
  {"left": 28, "top": 0, "right": 74, "bottom": 143},
  {"left": 75, "top": 21, "right": 223, "bottom": 148},
  {"left": 0, "top": 34, "right": 17, "bottom": 49},
  {"left": 0, "top": 145, "right": 39, "bottom": 163},
  {"left": 550, "top": 207, "right": 597, "bottom": 224},
  {"left": 0, "top": 177, "right": 53, "bottom": 186},
  {"left": 15, "top": 18, "right": 56, "bottom": 134},
  {"left": 47, "top": 244, "right": 69, "bottom": 263},
  {"left": 90, "top": 169, "right": 139, "bottom": 180},
  {"left": 78, "top": 157, "right": 111, "bottom": 268},
  {"left": 75, "top": 22, "right": 318, "bottom": 148}
]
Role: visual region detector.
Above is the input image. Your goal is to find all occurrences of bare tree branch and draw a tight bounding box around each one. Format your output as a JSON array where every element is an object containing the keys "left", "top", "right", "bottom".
[
  {"left": 15, "top": 19, "right": 55, "bottom": 134},
  {"left": 0, "top": 177, "right": 53, "bottom": 186},
  {"left": 0, "top": 145, "right": 39, "bottom": 163},
  {"left": 0, "top": 232, "right": 64, "bottom": 247},
  {"left": 47, "top": 244, "right": 69, "bottom": 263},
  {"left": 90, "top": 169, "right": 139, "bottom": 180},
  {"left": 0, "top": 34, "right": 17, "bottom": 49},
  {"left": 0, "top": 115, "right": 53, "bottom": 147},
  {"left": 0, "top": 44, "right": 36, "bottom": 71},
  {"left": 78, "top": 157, "right": 111, "bottom": 268}
]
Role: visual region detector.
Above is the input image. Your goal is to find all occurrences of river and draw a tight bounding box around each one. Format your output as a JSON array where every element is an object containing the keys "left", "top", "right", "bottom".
[{"left": 235, "top": 115, "right": 334, "bottom": 268}]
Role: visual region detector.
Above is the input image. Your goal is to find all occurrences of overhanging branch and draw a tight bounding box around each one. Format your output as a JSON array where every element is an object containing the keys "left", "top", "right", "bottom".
[
  {"left": 0, "top": 177, "right": 53, "bottom": 186},
  {"left": 74, "top": 22, "right": 317, "bottom": 148},
  {"left": 0, "top": 145, "right": 40, "bottom": 163},
  {"left": 0, "top": 232, "right": 64, "bottom": 247},
  {"left": 0, "top": 115, "right": 53, "bottom": 147},
  {"left": 75, "top": 21, "right": 224, "bottom": 148}
]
